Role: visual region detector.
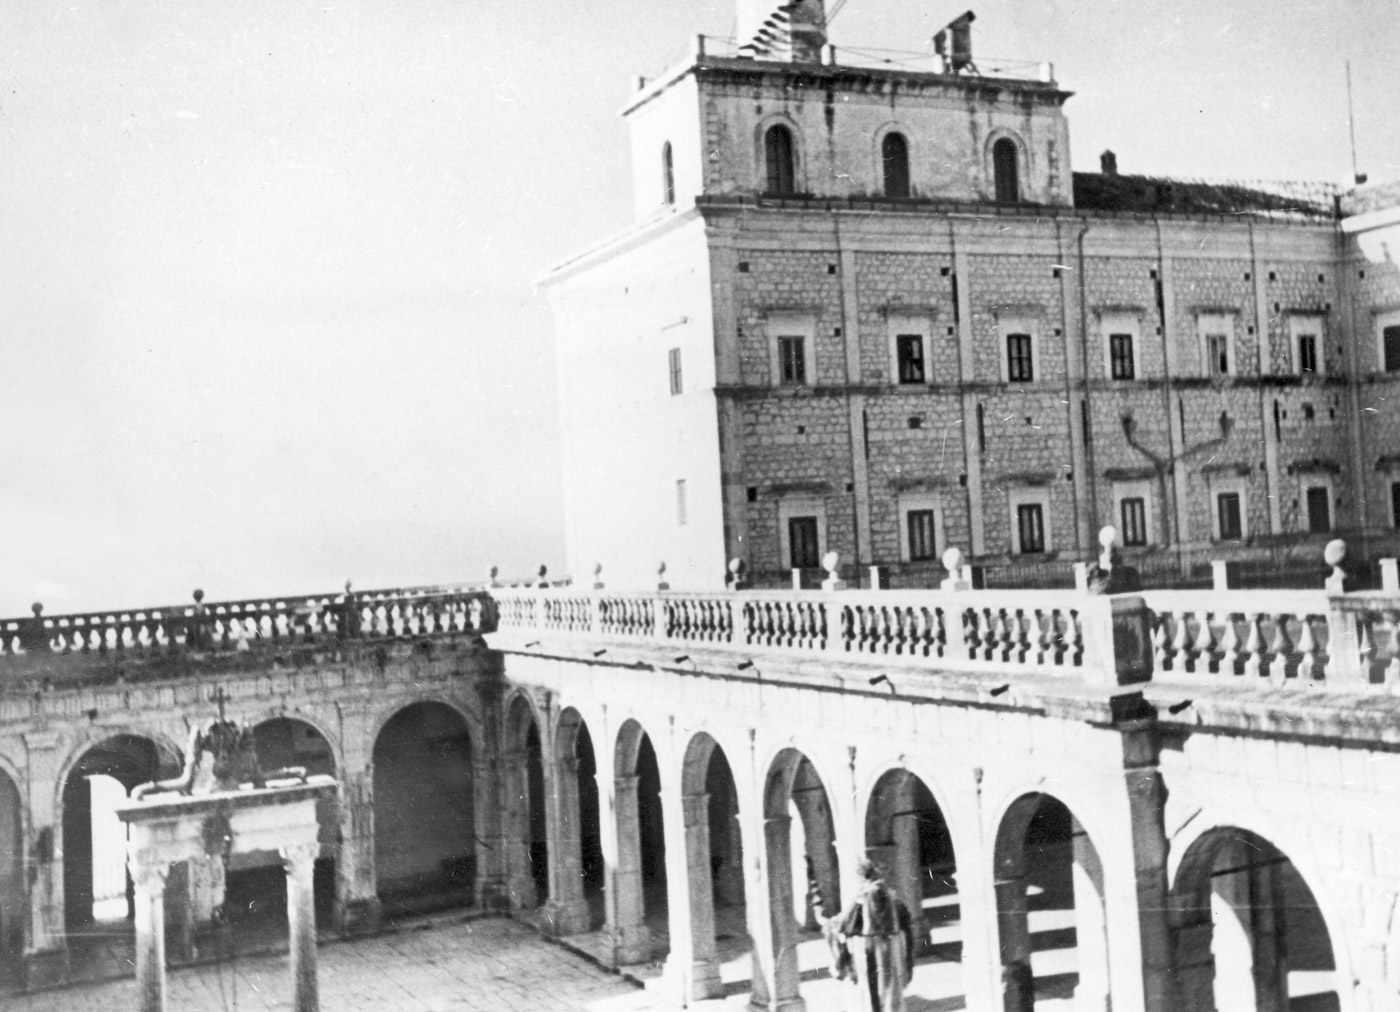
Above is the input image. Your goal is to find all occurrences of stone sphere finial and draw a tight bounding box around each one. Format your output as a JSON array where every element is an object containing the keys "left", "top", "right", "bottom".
[
  {"left": 942, "top": 547, "right": 963, "bottom": 575},
  {"left": 728, "top": 558, "right": 745, "bottom": 575},
  {"left": 1099, "top": 525, "right": 1118, "bottom": 550},
  {"left": 193, "top": 588, "right": 205, "bottom": 604},
  {"left": 822, "top": 551, "right": 841, "bottom": 576},
  {"left": 31, "top": 602, "right": 42, "bottom": 618},
  {"left": 1324, "top": 538, "right": 1347, "bottom": 569},
  {"left": 538, "top": 564, "right": 548, "bottom": 579},
  {"left": 489, "top": 565, "right": 499, "bottom": 579},
  {"left": 345, "top": 579, "right": 353, "bottom": 595},
  {"left": 658, "top": 560, "right": 667, "bottom": 577}
]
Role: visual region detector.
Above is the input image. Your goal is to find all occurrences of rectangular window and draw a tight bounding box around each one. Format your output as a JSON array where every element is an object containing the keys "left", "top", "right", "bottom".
[
  {"left": 1306, "top": 486, "right": 1331, "bottom": 533},
  {"left": 1217, "top": 492, "right": 1243, "bottom": 541},
  {"left": 1392, "top": 482, "right": 1400, "bottom": 528},
  {"left": 1297, "top": 334, "right": 1318, "bottom": 374},
  {"left": 1006, "top": 333, "right": 1034, "bottom": 382},
  {"left": 1386, "top": 325, "right": 1400, "bottom": 372},
  {"left": 1207, "top": 333, "right": 1229, "bottom": 376},
  {"left": 668, "top": 347, "right": 683, "bottom": 395},
  {"left": 907, "top": 509, "right": 936, "bottom": 561},
  {"left": 788, "top": 516, "right": 820, "bottom": 568},
  {"left": 896, "top": 334, "right": 925, "bottom": 384},
  {"left": 778, "top": 336, "right": 806, "bottom": 385},
  {"left": 676, "top": 479, "right": 687, "bottom": 526},
  {"left": 1109, "top": 333, "right": 1135, "bottom": 380},
  {"left": 1120, "top": 497, "right": 1147, "bottom": 546},
  {"left": 1016, "top": 503, "right": 1045, "bottom": 554}
]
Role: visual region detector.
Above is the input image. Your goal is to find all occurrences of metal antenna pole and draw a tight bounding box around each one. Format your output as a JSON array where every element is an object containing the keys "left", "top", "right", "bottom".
[{"left": 1346, "top": 61, "right": 1362, "bottom": 184}]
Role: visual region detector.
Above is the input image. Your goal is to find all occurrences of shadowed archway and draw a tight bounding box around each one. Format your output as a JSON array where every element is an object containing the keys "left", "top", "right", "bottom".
[{"left": 609, "top": 718, "right": 666, "bottom": 966}]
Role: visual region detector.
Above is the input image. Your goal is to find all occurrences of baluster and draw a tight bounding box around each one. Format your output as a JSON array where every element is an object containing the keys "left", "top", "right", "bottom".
[
  {"left": 1218, "top": 613, "right": 1240, "bottom": 676},
  {"left": 1359, "top": 617, "right": 1378, "bottom": 687},
  {"left": 1191, "top": 611, "right": 1216, "bottom": 674},
  {"left": 1151, "top": 617, "right": 1168, "bottom": 671},
  {"left": 1384, "top": 611, "right": 1400, "bottom": 690},
  {"left": 994, "top": 609, "right": 1012, "bottom": 661},
  {"left": 1266, "top": 614, "right": 1292, "bottom": 685},
  {"left": 1241, "top": 613, "right": 1264, "bottom": 679},
  {"left": 1169, "top": 610, "right": 1190, "bottom": 672},
  {"left": 1296, "top": 616, "right": 1319, "bottom": 682},
  {"left": 1012, "top": 609, "right": 1032, "bottom": 663},
  {"left": 1066, "top": 608, "right": 1084, "bottom": 666}
]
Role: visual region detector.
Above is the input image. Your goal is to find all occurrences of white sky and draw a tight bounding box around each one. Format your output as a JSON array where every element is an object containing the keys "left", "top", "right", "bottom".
[{"left": 1, "top": 0, "right": 1396, "bottom": 613}]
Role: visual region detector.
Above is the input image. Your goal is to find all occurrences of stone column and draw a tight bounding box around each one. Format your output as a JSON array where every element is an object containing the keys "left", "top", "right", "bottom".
[
  {"left": 606, "top": 775, "right": 650, "bottom": 965},
  {"left": 473, "top": 756, "right": 509, "bottom": 911},
  {"left": 1118, "top": 715, "right": 1172, "bottom": 1012},
  {"left": 540, "top": 756, "right": 590, "bottom": 936},
  {"left": 661, "top": 791, "right": 722, "bottom": 1004},
  {"left": 994, "top": 871, "right": 1034, "bottom": 1012},
  {"left": 282, "top": 841, "right": 321, "bottom": 1012},
  {"left": 188, "top": 855, "right": 227, "bottom": 959},
  {"left": 130, "top": 861, "right": 169, "bottom": 1012},
  {"left": 748, "top": 814, "right": 805, "bottom": 1012},
  {"left": 500, "top": 748, "right": 537, "bottom": 911},
  {"left": 1072, "top": 820, "right": 1110, "bottom": 1011},
  {"left": 22, "top": 730, "right": 68, "bottom": 988},
  {"left": 334, "top": 769, "right": 381, "bottom": 935},
  {"left": 890, "top": 778, "right": 924, "bottom": 950},
  {"left": 714, "top": 794, "right": 746, "bottom": 907},
  {"left": 791, "top": 787, "right": 838, "bottom": 924}
]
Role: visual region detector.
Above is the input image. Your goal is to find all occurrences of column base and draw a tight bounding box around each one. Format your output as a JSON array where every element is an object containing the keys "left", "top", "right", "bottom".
[
  {"left": 336, "top": 896, "right": 383, "bottom": 937},
  {"left": 506, "top": 875, "right": 538, "bottom": 912},
  {"left": 23, "top": 947, "right": 70, "bottom": 990},
  {"left": 657, "top": 955, "right": 724, "bottom": 1004},
  {"left": 536, "top": 899, "right": 592, "bottom": 937},
  {"left": 606, "top": 924, "right": 652, "bottom": 967},
  {"left": 478, "top": 875, "right": 512, "bottom": 913}
]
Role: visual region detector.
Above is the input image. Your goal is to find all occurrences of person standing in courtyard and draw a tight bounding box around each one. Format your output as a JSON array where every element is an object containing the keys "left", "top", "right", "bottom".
[{"left": 833, "top": 856, "right": 917, "bottom": 1012}]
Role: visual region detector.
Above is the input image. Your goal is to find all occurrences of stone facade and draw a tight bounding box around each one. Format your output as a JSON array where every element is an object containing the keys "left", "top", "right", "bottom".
[{"left": 543, "top": 27, "right": 1400, "bottom": 590}]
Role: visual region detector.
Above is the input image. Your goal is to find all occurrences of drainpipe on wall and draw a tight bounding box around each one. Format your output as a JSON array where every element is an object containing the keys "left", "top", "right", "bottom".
[{"left": 1076, "top": 223, "right": 1098, "bottom": 535}]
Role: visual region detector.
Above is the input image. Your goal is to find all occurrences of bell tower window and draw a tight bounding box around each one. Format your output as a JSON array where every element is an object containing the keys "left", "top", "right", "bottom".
[
  {"left": 993, "top": 137, "right": 1019, "bottom": 203},
  {"left": 882, "top": 132, "right": 910, "bottom": 199},
  {"left": 765, "top": 125, "right": 796, "bottom": 196}
]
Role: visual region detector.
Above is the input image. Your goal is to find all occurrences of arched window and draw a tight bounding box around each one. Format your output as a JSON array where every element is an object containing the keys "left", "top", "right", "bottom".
[
  {"left": 993, "top": 137, "right": 1019, "bottom": 203},
  {"left": 881, "top": 132, "right": 910, "bottom": 199},
  {"left": 765, "top": 125, "right": 796, "bottom": 196},
  {"left": 662, "top": 142, "right": 675, "bottom": 206}
]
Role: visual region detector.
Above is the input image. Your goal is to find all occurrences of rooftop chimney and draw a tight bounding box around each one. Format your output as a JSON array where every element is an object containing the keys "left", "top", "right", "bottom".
[
  {"left": 933, "top": 11, "right": 976, "bottom": 73},
  {"left": 1101, "top": 150, "right": 1118, "bottom": 177},
  {"left": 737, "top": 0, "right": 826, "bottom": 63}
]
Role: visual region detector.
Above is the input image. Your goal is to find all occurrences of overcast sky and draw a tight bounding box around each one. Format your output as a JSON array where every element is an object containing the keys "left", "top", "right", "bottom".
[{"left": 1, "top": 0, "right": 1396, "bottom": 614}]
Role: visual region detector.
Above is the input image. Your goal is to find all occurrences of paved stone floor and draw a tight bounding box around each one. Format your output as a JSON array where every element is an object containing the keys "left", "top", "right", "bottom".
[{"left": 4, "top": 916, "right": 650, "bottom": 1012}]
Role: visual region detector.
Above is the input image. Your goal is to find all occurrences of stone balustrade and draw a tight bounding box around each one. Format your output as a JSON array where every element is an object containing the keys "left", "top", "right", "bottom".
[
  {"left": 0, "top": 584, "right": 496, "bottom": 667},
  {"left": 494, "top": 578, "right": 1400, "bottom": 694},
  {"left": 493, "top": 586, "right": 1153, "bottom": 687}
]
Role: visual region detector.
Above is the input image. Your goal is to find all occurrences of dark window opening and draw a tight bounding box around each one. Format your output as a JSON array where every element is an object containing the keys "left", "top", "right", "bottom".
[
  {"left": 1306, "top": 486, "right": 1331, "bottom": 533},
  {"left": 882, "top": 132, "right": 910, "bottom": 199},
  {"left": 992, "top": 138, "right": 1019, "bottom": 203},
  {"left": 788, "top": 516, "right": 820, "bottom": 569},
  {"left": 1298, "top": 333, "right": 1318, "bottom": 374},
  {"left": 777, "top": 336, "right": 806, "bottom": 385},
  {"left": 1206, "top": 333, "right": 1229, "bottom": 376},
  {"left": 1217, "top": 492, "right": 1243, "bottom": 541},
  {"left": 668, "top": 347, "right": 682, "bottom": 395},
  {"left": 765, "top": 125, "right": 796, "bottom": 196},
  {"left": 1016, "top": 503, "right": 1045, "bottom": 554},
  {"left": 1384, "top": 325, "right": 1400, "bottom": 372},
  {"left": 662, "top": 142, "right": 675, "bottom": 205},
  {"left": 1120, "top": 497, "right": 1147, "bottom": 546},
  {"left": 907, "top": 509, "right": 936, "bottom": 561},
  {"left": 1109, "top": 332, "right": 1135, "bottom": 380},
  {"left": 1391, "top": 482, "right": 1400, "bottom": 528},
  {"left": 1007, "top": 333, "right": 1034, "bottom": 382},
  {"left": 896, "top": 334, "right": 925, "bottom": 384}
]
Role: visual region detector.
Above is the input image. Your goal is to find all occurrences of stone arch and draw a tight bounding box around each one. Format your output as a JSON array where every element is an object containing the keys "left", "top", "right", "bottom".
[
  {"left": 241, "top": 706, "right": 345, "bottom": 773},
  {"left": 668, "top": 731, "right": 747, "bottom": 1002},
  {"left": 608, "top": 717, "right": 665, "bottom": 965},
  {"left": 0, "top": 764, "right": 23, "bottom": 966},
  {"left": 754, "top": 747, "right": 840, "bottom": 1010},
  {"left": 367, "top": 693, "right": 481, "bottom": 759},
  {"left": 1170, "top": 826, "right": 1339, "bottom": 1011},
  {"left": 60, "top": 732, "right": 183, "bottom": 933},
  {"left": 371, "top": 701, "right": 475, "bottom": 917},
  {"left": 213, "top": 716, "right": 342, "bottom": 930},
  {"left": 863, "top": 765, "right": 963, "bottom": 999},
  {"left": 992, "top": 791, "right": 1110, "bottom": 1011},
  {"left": 502, "top": 693, "right": 548, "bottom": 909},
  {"left": 875, "top": 124, "right": 912, "bottom": 198}
]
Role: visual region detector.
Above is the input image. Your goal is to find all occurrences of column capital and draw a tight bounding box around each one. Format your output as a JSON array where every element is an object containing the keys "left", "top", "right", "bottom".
[
  {"left": 614, "top": 774, "right": 640, "bottom": 792},
  {"left": 280, "top": 841, "right": 321, "bottom": 870},
  {"left": 130, "top": 860, "right": 170, "bottom": 897},
  {"left": 681, "top": 792, "right": 711, "bottom": 826}
]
